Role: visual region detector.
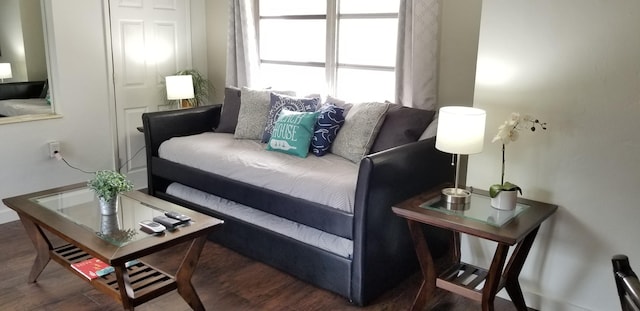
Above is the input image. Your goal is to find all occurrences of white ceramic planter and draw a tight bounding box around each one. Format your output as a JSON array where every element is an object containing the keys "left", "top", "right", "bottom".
[{"left": 490, "top": 190, "right": 518, "bottom": 210}]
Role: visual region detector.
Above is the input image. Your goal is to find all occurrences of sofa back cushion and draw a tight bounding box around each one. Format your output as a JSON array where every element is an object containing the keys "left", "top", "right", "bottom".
[
  {"left": 369, "top": 104, "right": 436, "bottom": 154},
  {"left": 215, "top": 86, "right": 242, "bottom": 133}
]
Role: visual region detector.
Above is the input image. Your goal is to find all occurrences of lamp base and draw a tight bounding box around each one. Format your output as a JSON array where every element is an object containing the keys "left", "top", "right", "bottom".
[{"left": 441, "top": 187, "right": 471, "bottom": 204}]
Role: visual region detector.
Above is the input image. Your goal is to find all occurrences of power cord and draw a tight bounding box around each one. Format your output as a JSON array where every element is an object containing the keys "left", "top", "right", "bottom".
[{"left": 54, "top": 145, "right": 146, "bottom": 175}]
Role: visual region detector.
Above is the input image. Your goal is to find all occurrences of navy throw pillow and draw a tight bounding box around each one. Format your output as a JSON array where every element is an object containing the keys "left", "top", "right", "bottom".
[{"left": 311, "top": 104, "right": 345, "bottom": 156}]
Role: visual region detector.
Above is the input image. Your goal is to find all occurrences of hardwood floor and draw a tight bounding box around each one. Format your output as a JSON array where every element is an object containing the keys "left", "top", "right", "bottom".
[{"left": 0, "top": 220, "right": 533, "bottom": 311}]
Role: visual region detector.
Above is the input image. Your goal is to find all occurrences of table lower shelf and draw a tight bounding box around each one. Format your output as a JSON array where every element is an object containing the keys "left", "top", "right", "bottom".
[
  {"left": 50, "top": 244, "right": 177, "bottom": 306},
  {"left": 437, "top": 262, "right": 505, "bottom": 302}
]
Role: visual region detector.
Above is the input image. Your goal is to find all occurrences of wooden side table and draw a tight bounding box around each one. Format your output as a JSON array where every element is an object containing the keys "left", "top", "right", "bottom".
[{"left": 392, "top": 187, "right": 557, "bottom": 311}]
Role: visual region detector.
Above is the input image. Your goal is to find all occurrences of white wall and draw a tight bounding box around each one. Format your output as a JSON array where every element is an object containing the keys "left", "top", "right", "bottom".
[
  {"left": 467, "top": 1, "right": 640, "bottom": 310},
  {"left": 0, "top": 0, "right": 114, "bottom": 223},
  {"left": 205, "top": 0, "right": 229, "bottom": 104}
]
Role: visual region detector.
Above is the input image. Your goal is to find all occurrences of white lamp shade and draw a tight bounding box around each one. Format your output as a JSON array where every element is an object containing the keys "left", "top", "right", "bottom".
[
  {"left": 0, "top": 63, "right": 12, "bottom": 79},
  {"left": 165, "top": 75, "right": 194, "bottom": 100},
  {"left": 435, "top": 106, "right": 486, "bottom": 154}
]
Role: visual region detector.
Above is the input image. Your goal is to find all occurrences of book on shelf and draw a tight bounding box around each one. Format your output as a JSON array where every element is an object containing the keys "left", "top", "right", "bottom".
[
  {"left": 70, "top": 258, "right": 140, "bottom": 279},
  {"left": 95, "top": 259, "right": 140, "bottom": 277},
  {"left": 70, "top": 258, "right": 110, "bottom": 280}
]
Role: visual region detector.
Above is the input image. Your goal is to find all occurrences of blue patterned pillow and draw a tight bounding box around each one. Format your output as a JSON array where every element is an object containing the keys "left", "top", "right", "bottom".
[
  {"left": 262, "top": 93, "right": 320, "bottom": 143},
  {"left": 310, "top": 104, "right": 345, "bottom": 156}
]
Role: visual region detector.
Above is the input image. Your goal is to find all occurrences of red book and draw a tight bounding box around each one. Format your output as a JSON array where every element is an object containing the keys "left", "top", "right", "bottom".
[{"left": 70, "top": 258, "right": 110, "bottom": 280}]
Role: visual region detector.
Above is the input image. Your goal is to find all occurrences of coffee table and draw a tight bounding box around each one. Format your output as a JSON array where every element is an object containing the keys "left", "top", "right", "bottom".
[
  {"left": 392, "top": 186, "right": 557, "bottom": 311},
  {"left": 2, "top": 183, "right": 223, "bottom": 310}
]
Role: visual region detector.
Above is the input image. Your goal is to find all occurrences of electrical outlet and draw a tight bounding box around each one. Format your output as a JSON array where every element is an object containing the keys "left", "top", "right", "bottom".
[{"left": 48, "top": 141, "right": 60, "bottom": 158}]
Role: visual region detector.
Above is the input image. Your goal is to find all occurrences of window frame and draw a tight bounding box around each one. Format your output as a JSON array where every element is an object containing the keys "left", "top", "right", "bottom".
[{"left": 257, "top": 0, "right": 398, "bottom": 99}]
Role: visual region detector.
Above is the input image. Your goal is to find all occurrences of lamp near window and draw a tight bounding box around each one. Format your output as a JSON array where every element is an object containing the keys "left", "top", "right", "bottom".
[
  {"left": 435, "top": 106, "right": 486, "bottom": 206},
  {"left": 0, "top": 63, "right": 12, "bottom": 83},
  {"left": 165, "top": 75, "right": 194, "bottom": 108}
]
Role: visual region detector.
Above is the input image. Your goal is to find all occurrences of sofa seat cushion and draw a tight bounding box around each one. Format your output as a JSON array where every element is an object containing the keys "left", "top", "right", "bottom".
[
  {"left": 166, "top": 182, "right": 354, "bottom": 258},
  {"left": 159, "top": 132, "right": 358, "bottom": 213}
]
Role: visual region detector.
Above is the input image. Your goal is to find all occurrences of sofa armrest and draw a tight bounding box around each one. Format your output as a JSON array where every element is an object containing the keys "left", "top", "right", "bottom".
[
  {"left": 142, "top": 105, "right": 221, "bottom": 157},
  {"left": 350, "top": 137, "right": 454, "bottom": 305}
]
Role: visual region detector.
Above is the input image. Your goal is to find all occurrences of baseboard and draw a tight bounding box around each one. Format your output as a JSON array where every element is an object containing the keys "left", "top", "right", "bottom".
[
  {"left": 0, "top": 209, "right": 19, "bottom": 224},
  {"left": 496, "top": 290, "right": 591, "bottom": 311}
]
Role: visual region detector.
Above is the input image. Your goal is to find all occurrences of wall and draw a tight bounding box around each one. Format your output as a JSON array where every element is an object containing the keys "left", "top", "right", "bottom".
[
  {"left": 467, "top": 0, "right": 640, "bottom": 310},
  {"left": 205, "top": 0, "right": 229, "bottom": 104},
  {"left": 0, "top": 0, "right": 114, "bottom": 223}
]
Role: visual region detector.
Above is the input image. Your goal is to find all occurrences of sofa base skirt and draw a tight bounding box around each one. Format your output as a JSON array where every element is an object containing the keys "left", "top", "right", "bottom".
[{"left": 156, "top": 191, "right": 354, "bottom": 302}]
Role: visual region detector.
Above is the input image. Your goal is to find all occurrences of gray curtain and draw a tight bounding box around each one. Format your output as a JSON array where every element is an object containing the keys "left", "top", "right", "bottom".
[
  {"left": 395, "top": 0, "right": 442, "bottom": 110},
  {"left": 226, "top": 0, "right": 260, "bottom": 88}
]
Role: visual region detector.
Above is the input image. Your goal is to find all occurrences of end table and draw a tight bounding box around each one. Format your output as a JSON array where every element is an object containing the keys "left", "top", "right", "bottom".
[{"left": 392, "top": 186, "right": 557, "bottom": 311}]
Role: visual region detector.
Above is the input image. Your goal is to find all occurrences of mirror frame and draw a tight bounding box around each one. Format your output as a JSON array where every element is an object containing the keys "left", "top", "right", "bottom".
[{"left": 0, "top": 0, "right": 61, "bottom": 125}]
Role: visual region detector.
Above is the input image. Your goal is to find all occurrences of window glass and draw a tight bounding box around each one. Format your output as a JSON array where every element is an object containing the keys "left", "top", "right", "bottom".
[
  {"left": 338, "top": 18, "right": 397, "bottom": 67},
  {"left": 336, "top": 68, "right": 395, "bottom": 103},
  {"left": 339, "top": 0, "right": 400, "bottom": 14},
  {"left": 260, "top": 0, "right": 326, "bottom": 16},
  {"left": 259, "top": 63, "right": 327, "bottom": 96},
  {"left": 260, "top": 19, "right": 326, "bottom": 63}
]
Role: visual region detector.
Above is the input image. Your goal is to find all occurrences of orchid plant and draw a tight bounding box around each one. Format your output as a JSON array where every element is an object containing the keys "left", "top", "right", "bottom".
[{"left": 489, "top": 113, "right": 547, "bottom": 198}]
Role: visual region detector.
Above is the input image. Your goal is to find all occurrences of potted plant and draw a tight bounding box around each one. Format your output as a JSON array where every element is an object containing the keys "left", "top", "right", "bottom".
[
  {"left": 165, "top": 69, "right": 212, "bottom": 108},
  {"left": 87, "top": 170, "right": 134, "bottom": 215},
  {"left": 490, "top": 113, "right": 547, "bottom": 210}
]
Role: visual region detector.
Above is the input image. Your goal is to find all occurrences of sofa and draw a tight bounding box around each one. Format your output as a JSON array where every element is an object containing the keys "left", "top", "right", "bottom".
[
  {"left": 0, "top": 80, "right": 49, "bottom": 117},
  {"left": 142, "top": 88, "right": 454, "bottom": 305}
]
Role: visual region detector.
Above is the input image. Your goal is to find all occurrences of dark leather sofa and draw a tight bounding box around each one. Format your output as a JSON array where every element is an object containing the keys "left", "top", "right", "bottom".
[
  {"left": 142, "top": 105, "right": 454, "bottom": 306},
  {"left": 0, "top": 81, "right": 46, "bottom": 100}
]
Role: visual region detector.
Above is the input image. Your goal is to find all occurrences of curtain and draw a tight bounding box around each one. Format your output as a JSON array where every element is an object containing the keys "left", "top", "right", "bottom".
[
  {"left": 226, "top": 0, "right": 260, "bottom": 88},
  {"left": 395, "top": 0, "right": 442, "bottom": 110}
]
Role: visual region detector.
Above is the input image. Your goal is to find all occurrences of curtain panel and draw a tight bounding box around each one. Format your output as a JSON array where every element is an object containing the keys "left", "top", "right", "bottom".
[
  {"left": 226, "top": 0, "right": 260, "bottom": 88},
  {"left": 395, "top": 0, "right": 442, "bottom": 111}
]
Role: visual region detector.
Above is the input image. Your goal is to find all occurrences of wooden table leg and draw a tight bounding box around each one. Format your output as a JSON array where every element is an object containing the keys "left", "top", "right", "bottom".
[
  {"left": 115, "top": 264, "right": 136, "bottom": 311},
  {"left": 481, "top": 243, "right": 509, "bottom": 311},
  {"left": 503, "top": 226, "right": 540, "bottom": 311},
  {"left": 407, "top": 220, "right": 437, "bottom": 311},
  {"left": 175, "top": 235, "right": 207, "bottom": 311},
  {"left": 19, "top": 215, "right": 53, "bottom": 283}
]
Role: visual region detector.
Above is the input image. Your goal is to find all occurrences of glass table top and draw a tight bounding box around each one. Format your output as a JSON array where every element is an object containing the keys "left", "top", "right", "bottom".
[
  {"left": 30, "top": 187, "right": 167, "bottom": 246},
  {"left": 420, "top": 193, "right": 529, "bottom": 227}
]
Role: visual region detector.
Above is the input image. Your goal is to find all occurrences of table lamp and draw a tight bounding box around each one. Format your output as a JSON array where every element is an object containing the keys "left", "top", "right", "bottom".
[
  {"left": 0, "top": 63, "right": 12, "bottom": 83},
  {"left": 165, "top": 75, "right": 195, "bottom": 108},
  {"left": 435, "top": 106, "right": 486, "bottom": 205}
]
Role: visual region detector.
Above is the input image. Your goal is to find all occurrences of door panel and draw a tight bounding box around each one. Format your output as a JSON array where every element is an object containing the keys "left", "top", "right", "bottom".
[{"left": 110, "top": 0, "right": 191, "bottom": 187}]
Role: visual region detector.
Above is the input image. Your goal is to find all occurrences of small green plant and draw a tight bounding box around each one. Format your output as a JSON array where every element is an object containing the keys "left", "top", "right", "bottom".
[{"left": 87, "top": 170, "right": 134, "bottom": 200}]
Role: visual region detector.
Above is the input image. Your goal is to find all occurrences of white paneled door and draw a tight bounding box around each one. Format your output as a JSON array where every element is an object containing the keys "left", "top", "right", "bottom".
[{"left": 109, "top": 0, "right": 192, "bottom": 187}]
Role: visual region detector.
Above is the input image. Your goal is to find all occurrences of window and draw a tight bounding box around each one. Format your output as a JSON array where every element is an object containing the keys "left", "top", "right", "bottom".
[{"left": 258, "top": 0, "right": 399, "bottom": 102}]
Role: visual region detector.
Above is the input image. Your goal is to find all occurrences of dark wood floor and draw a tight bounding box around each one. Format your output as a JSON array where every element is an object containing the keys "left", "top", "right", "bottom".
[{"left": 0, "top": 220, "right": 532, "bottom": 311}]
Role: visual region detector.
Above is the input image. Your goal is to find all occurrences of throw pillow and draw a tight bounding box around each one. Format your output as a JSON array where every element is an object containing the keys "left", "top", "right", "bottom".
[
  {"left": 215, "top": 86, "right": 242, "bottom": 133},
  {"left": 311, "top": 104, "right": 345, "bottom": 156},
  {"left": 267, "top": 110, "right": 319, "bottom": 158},
  {"left": 325, "top": 95, "right": 353, "bottom": 117},
  {"left": 262, "top": 93, "right": 320, "bottom": 143},
  {"left": 368, "top": 104, "right": 436, "bottom": 153},
  {"left": 331, "top": 102, "right": 389, "bottom": 163},
  {"left": 234, "top": 87, "right": 295, "bottom": 140}
]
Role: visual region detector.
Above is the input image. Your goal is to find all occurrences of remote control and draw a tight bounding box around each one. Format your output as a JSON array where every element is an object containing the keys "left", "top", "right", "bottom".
[
  {"left": 164, "top": 211, "right": 191, "bottom": 223},
  {"left": 139, "top": 220, "right": 166, "bottom": 233},
  {"left": 153, "top": 215, "right": 183, "bottom": 229}
]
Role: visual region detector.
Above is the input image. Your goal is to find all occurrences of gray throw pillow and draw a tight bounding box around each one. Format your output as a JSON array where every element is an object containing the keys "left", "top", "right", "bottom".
[
  {"left": 331, "top": 102, "right": 389, "bottom": 163},
  {"left": 234, "top": 87, "right": 295, "bottom": 140},
  {"left": 215, "top": 86, "right": 242, "bottom": 133},
  {"left": 262, "top": 93, "right": 320, "bottom": 143},
  {"left": 369, "top": 104, "right": 436, "bottom": 154}
]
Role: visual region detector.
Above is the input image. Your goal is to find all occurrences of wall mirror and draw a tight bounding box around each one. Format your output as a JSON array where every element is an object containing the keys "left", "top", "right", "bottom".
[{"left": 0, "top": 0, "right": 58, "bottom": 125}]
